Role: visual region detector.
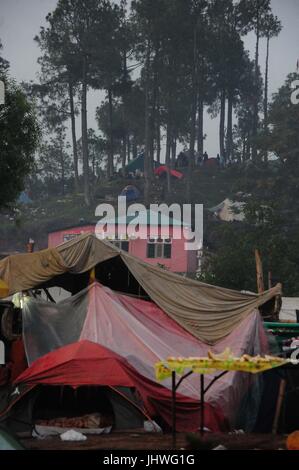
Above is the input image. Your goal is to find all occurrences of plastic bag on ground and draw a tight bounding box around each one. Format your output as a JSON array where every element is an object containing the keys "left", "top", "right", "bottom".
[{"left": 60, "top": 430, "right": 87, "bottom": 441}]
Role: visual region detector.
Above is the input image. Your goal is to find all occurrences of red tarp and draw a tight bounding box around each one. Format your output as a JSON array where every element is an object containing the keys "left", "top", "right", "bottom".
[
  {"left": 14, "top": 340, "right": 224, "bottom": 432},
  {"left": 154, "top": 165, "right": 184, "bottom": 179}
]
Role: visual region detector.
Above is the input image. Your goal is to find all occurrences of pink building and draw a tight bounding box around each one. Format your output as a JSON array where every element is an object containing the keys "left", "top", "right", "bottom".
[{"left": 48, "top": 210, "right": 198, "bottom": 274}]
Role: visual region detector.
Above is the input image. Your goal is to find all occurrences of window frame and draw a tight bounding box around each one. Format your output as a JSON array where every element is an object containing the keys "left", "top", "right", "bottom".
[
  {"left": 110, "top": 239, "right": 129, "bottom": 252},
  {"left": 147, "top": 237, "right": 172, "bottom": 259}
]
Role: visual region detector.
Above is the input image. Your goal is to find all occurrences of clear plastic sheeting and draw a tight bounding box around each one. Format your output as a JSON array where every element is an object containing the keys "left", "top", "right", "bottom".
[
  {"left": 22, "top": 288, "right": 88, "bottom": 363},
  {"left": 22, "top": 282, "right": 269, "bottom": 430}
]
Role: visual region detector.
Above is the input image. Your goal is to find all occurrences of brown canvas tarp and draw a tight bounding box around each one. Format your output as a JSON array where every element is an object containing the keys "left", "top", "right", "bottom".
[
  {"left": 0, "top": 248, "right": 66, "bottom": 294},
  {"left": 122, "top": 255, "right": 280, "bottom": 343},
  {"left": 0, "top": 235, "right": 119, "bottom": 293},
  {"left": 0, "top": 233, "right": 281, "bottom": 343}
]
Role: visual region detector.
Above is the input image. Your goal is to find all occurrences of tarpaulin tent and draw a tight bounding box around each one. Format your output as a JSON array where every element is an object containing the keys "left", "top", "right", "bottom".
[
  {"left": 209, "top": 198, "right": 245, "bottom": 222},
  {"left": 125, "top": 153, "right": 159, "bottom": 173},
  {"left": 3, "top": 385, "right": 145, "bottom": 435},
  {"left": 119, "top": 185, "right": 140, "bottom": 202},
  {"left": 17, "top": 191, "right": 32, "bottom": 205},
  {"left": 154, "top": 165, "right": 184, "bottom": 180},
  {"left": 0, "top": 234, "right": 281, "bottom": 344},
  {"left": 1, "top": 341, "right": 221, "bottom": 433},
  {"left": 20, "top": 282, "right": 269, "bottom": 431}
]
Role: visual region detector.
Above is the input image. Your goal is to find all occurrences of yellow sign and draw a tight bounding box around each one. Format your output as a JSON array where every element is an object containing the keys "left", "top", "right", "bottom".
[{"left": 155, "top": 350, "right": 291, "bottom": 380}]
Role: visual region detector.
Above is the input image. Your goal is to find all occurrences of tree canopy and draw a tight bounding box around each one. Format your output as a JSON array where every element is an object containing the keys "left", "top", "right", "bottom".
[{"left": 0, "top": 43, "right": 40, "bottom": 208}]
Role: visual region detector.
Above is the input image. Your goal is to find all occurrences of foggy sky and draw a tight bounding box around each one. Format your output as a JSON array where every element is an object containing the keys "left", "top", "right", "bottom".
[{"left": 1, "top": 0, "right": 298, "bottom": 157}]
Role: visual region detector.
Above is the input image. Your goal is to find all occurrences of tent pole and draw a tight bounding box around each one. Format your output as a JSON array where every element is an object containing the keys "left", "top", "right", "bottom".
[
  {"left": 172, "top": 370, "right": 176, "bottom": 449},
  {"left": 272, "top": 377, "right": 286, "bottom": 434},
  {"left": 43, "top": 288, "right": 56, "bottom": 303},
  {"left": 200, "top": 374, "right": 204, "bottom": 436}
]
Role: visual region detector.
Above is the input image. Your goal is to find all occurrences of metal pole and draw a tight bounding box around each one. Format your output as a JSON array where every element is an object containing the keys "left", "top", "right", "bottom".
[
  {"left": 172, "top": 370, "right": 176, "bottom": 449},
  {"left": 200, "top": 373, "right": 204, "bottom": 436}
]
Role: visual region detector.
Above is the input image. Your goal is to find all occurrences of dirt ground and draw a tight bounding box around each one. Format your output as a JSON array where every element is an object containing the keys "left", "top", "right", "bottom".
[{"left": 20, "top": 432, "right": 287, "bottom": 450}]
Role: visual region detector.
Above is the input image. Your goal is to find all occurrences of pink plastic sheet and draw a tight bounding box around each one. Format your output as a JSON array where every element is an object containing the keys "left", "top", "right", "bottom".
[{"left": 22, "top": 282, "right": 269, "bottom": 429}]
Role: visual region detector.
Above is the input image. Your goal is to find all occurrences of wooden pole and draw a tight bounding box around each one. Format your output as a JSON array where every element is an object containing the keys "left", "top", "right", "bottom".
[
  {"left": 172, "top": 371, "right": 176, "bottom": 449},
  {"left": 255, "top": 249, "right": 265, "bottom": 293},
  {"left": 272, "top": 378, "right": 286, "bottom": 434},
  {"left": 200, "top": 374, "right": 204, "bottom": 436},
  {"left": 268, "top": 271, "right": 272, "bottom": 289}
]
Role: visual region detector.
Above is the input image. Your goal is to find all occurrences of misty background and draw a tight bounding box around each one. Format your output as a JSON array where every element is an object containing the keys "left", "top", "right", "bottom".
[{"left": 1, "top": 0, "right": 298, "bottom": 157}]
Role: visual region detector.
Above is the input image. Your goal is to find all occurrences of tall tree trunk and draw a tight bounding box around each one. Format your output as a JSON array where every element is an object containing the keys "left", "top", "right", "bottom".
[
  {"left": 171, "top": 136, "right": 177, "bottom": 168},
  {"left": 242, "top": 138, "right": 246, "bottom": 163},
  {"left": 60, "top": 143, "right": 65, "bottom": 196},
  {"left": 61, "top": 163, "right": 65, "bottom": 196},
  {"left": 245, "top": 136, "right": 251, "bottom": 161},
  {"left": 68, "top": 80, "right": 79, "bottom": 192},
  {"left": 122, "top": 49, "right": 128, "bottom": 176},
  {"left": 226, "top": 92, "right": 233, "bottom": 161},
  {"left": 107, "top": 86, "right": 114, "bottom": 179},
  {"left": 92, "top": 152, "right": 95, "bottom": 177},
  {"left": 132, "top": 135, "right": 137, "bottom": 160},
  {"left": 121, "top": 138, "right": 126, "bottom": 177},
  {"left": 156, "top": 124, "right": 161, "bottom": 164},
  {"left": 252, "top": 21, "right": 260, "bottom": 163},
  {"left": 197, "top": 96, "right": 204, "bottom": 160},
  {"left": 81, "top": 56, "right": 90, "bottom": 206},
  {"left": 127, "top": 134, "right": 131, "bottom": 162},
  {"left": 144, "top": 42, "right": 151, "bottom": 205},
  {"left": 263, "top": 35, "right": 270, "bottom": 163},
  {"left": 150, "top": 47, "right": 159, "bottom": 175},
  {"left": 156, "top": 79, "right": 161, "bottom": 164},
  {"left": 165, "top": 124, "right": 171, "bottom": 196},
  {"left": 61, "top": 161, "right": 65, "bottom": 196},
  {"left": 187, "top": 93, "right": 197, "bottom": 201},
  {"left": 187, "top": 26, "right": 198, "bottom": 201},
  {"left": 219, "top": 90, "right": 226, "bottom": 162},
  {"left": 264, "top": 36, "right": 270, "bottom": 127},
  {"left": 149, "top": 134, "right": 155, "bottom": 174}
]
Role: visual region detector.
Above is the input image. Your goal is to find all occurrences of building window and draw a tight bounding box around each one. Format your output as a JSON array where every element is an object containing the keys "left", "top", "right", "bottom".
[
  {"left": 110, "top": 240, "right": 129, "bottom": 252},
  {"left": 147, "top": 238, "right": 172, "bottom": 259}
]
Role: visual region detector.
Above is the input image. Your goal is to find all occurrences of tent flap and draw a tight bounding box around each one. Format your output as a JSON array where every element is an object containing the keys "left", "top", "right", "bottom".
[{"left": 120, "top": 252, "right": 280, "bottom": 343}]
